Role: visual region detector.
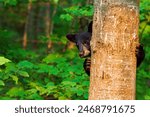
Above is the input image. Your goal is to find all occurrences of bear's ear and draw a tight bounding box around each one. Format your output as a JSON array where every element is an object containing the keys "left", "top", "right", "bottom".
[
  {"left": 66, "top": 34, "right": 76, "bottom": 42},
  {"left": 88, "top": 21, "right": 93, "bottom": 33}
]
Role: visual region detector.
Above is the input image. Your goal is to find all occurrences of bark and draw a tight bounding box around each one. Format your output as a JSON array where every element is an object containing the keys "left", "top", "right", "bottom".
[
  {"left": 27, "top": 3, "right": 35, "bottom": 43},
  {"left": 45, "top": 2, "right": 51, "bottom": 49},
  {"left": 47, "top": 3, "right": 58, "bottom": 50},
  {"left": 23, "top": 1, "right": 32, "bottom": 49},
  {"left": 89, "top": 0, "right": 139, "bottom": 100}
]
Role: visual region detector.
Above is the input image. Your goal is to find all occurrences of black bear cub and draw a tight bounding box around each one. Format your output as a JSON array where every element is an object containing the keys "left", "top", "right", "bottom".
[
  {"left": 66, "top": 21, "right": 144, "bottom": 76},
  {"left": 66, "top": 22, "right": 92, "bottom": 75},
  {"left": 66, "top": 22, "right": 92, "bottom": 58}
]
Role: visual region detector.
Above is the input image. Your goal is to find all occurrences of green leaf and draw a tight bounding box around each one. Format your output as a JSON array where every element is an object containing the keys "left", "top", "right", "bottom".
[
  {"left": 61, "top": 81, "right": 76, "bottom": 87},
  {"left": 26, "top": 93, "right": 43, "bottom": 100},
  {"left": 84, "top": 93, "right": 88, "bottom": 99},
  {"left": 3, "top": 0, "right": 17, "bottom": 6},
  {"left": 18, "top": 71, "right": 29, "bottom": 77},
  {"left": 0, "top": 56, "right": 11, "bottom": 66},
  {"left": 46, "top": 86, "right": 57, "bottom": 94},
  {"left": 6, "top": 87, "right": 25, "bottom": 98},
  {"left": 17, "top": 60, "right": 34, "bottom": 69},
  {"left": 60, "top": 14, "right": 73, "bottom": 21},
  {"left": 77, "top": 89, "right": 84, "bottom": 96},
  {"left": 58, "top": 96, "right": 67, "bottom": 100},
  {"left": 5, "top": 62, "right": 17, "bottom": 73},
  {"left": 0, "top": 80, "right": 5, "bottom": 86},
  {"left": 37, "top": 64, "right": 50, "bottom": 73},
  {"left": 144, "top": 95, "right": 150, "bottom": 100},
  {"left": 48, "top": 66, "right": 59, "bottom": 75},
  {"left": 53, "top": 0, "right": 59, "bottom": 4},
  {"left": 82, "top": 81, "right": 89, "bottom": 86},
  {"left": 46, "top": 82, "right": 55, "bottom": 87},
  {"left": 10, "top": 75, "right": 18, "bottom": 84},
  {"left": 42, "top": 54, "right": 64, "bottom": 64}
]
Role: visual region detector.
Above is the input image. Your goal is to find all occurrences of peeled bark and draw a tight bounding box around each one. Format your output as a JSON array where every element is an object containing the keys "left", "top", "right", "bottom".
[{"left": 89, "top": 0, "right": 139, "bottom": 100}]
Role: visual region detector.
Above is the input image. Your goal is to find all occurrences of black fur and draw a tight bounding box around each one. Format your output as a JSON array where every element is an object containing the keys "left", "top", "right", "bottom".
[
  {"left": 83, "top": 57, "right": 91, "bottom": 75},
  {"left": 136, "top": 45, "right": 145, "bottom": 67},
  {"left": 66, "top": 22, "right": 92, "bottom": 58}
]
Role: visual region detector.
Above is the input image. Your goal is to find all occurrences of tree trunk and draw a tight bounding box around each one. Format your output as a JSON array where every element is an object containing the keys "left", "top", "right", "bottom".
[
  {"left": 89, "top": 0, "right": 139, "bottom": 100},
  {"left": 47, "top": 3, "right": 57, "bottom": 51},
  {"left": 47, "top": 3, "right": 58, "bottom": 53},
  {"left": 22, "top": 1, "right": 32, "bottom": 49},
  {"left": 45, "top": 2, "right": 51, "bottom": 49}
]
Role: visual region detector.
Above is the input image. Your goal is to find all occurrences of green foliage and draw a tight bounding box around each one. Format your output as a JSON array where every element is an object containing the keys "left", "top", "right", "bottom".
[
  {"left": 0, "top": 53, "right": 89, "bottom": 99},
  {"left": 136, "top": 0, "right": 150, "bottom": 100},
  {"left": 0, "top": 0, "right": 17, "bottom": 6},
  {"left": 60, "top": 5, "right": 93, "bottom": 21},
  {"left": 0, "top": 56, "right": 11, "bottom": 65},
  {"left": 60, "top": 14, "right": 73, "bottom": 21},
  {"left": 0, "top": 29, "right": 19, "bottom": 55}
]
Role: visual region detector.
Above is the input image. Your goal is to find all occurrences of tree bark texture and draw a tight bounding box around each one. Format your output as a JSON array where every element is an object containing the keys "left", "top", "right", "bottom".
[{"left": 89, "top": 0, "right": 139, "bottom": 100}]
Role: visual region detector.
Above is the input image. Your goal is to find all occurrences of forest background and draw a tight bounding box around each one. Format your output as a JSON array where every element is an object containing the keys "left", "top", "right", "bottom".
[{"left": 0, "top": 0, "right": 149, "bottom": 100}]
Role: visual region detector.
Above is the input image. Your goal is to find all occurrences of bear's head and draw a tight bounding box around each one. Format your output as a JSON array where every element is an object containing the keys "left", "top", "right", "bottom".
[{"left": 66, "top": 32, "right": 91, "bottom": 58}]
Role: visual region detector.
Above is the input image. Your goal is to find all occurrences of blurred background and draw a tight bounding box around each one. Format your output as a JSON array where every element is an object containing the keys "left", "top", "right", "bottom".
[{"left": 0, "top": 0, "right": 149, "bottom": 100}]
